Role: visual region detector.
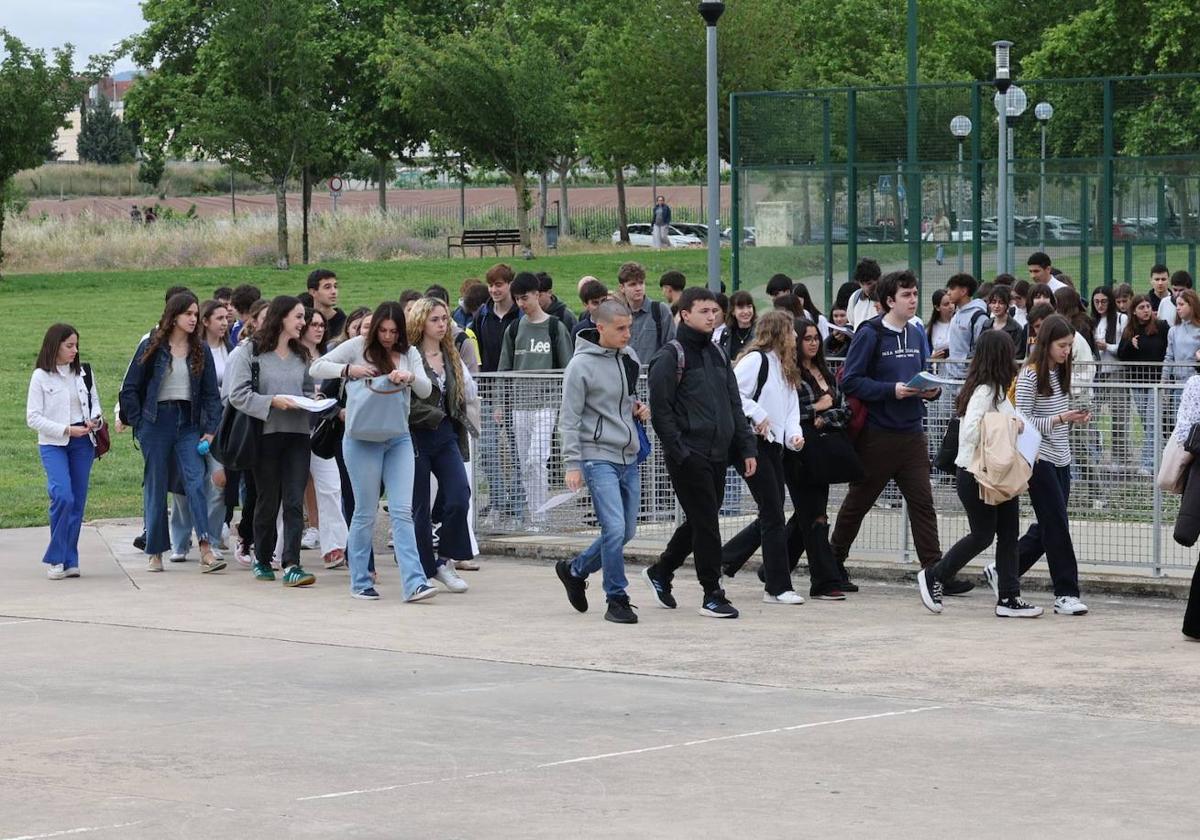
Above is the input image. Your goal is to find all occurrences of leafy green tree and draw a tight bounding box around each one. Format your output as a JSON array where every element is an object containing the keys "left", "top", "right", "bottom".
[
  {"left": 77, "top": 95, "right": 137, "bottom": 164},
  {"left": 0, "top": 31, "right": 83, "bottom": 267}
]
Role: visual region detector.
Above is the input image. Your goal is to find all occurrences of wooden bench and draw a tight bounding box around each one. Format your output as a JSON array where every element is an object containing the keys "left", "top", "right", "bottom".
[{"left": 447, "top": 228, "right": 522, "bottom": 258}]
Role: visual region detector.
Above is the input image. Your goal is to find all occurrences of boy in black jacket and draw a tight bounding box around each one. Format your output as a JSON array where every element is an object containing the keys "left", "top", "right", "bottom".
[{"left": 642, "top": 287, "right": 758, "bottom": 618}]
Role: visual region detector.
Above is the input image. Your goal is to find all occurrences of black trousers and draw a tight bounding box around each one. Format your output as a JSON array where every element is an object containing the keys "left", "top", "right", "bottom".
[
  {"left": 1017, "top": 461, "right": 1081, "bottom": 598},
  {"left": 720, "top": 440, "right": 792, "bottom": 595},
  {"left": 932, "top": 468, "right": 1020, "bottom": 599},
  {"left": 236, "top": 470, "right": 257, "bottom": 545},
  {"left": 251, "top": 433, "right": 310, "bottom": 568},
  {"left": 1185, "top": 560, "right": 1200, "bottom": 639},
  {"left": 657, "top": 455, "right": 729, "bottom": 596}
]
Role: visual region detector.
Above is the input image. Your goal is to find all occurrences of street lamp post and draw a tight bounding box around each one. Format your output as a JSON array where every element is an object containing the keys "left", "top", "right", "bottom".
[
  {"left": 699, "top": 1, "right": 725, "bottom": 293},
  {"left": 1035, "top": 101, "right": 1054, "bottom": 250},
  {"left": 995, "top": 86, "right": 1028, "bottom": 272},
  {"left": 950, "top": 115, "right": 972, "bottom": 271},
  {"left": 993, "top": 41, "right": 1013, "bottom": 275}
]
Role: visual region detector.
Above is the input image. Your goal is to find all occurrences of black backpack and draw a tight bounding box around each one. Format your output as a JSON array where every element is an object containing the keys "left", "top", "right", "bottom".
[{"left": 502, "top": 316, "right": 565, "bottom": 368}]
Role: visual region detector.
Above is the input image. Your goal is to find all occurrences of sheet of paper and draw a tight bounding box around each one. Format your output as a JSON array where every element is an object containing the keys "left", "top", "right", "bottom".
[
  {"left": 535, "top": 488, "right": 582, "bottom": 516},
  {"left": 289, "top": 396, "right": 339, "bottom": 413},
  {"left": 905, "top": 371, "right": 955, "bottom": 390},
  {"left": 1016, "top": 420, "right": 1042, "bottom": 467}
]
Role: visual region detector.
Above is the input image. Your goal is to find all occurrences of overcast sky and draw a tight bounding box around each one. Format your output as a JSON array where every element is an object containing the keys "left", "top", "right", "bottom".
[{"left": 5, "top": 1, "right": 144, "bottom": 71}]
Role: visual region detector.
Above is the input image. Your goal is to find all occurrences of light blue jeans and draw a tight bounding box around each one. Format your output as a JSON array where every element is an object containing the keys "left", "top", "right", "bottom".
[
  {"left": 1130, "top": 387, "right": 1160, "bottom": 469},
  {"left": 570, "top": 460, "right": 640, "bottom": 599},
  {"left": 169, "top": 452, "right": 226, "bottom": 555},
  {"left": 342, "top": 433, "right": 428, "bottom": 598}
]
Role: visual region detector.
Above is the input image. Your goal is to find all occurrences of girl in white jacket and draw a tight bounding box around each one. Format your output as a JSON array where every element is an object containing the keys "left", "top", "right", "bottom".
[
  {"left": 721, "top": 311, "right": 806, "bottom": 605},
  {"left": 917, "top": 331, "right": 1042, "bottom": 618},
  {"left": 26, "top": 324, "right": 103, "bottom": 580}
]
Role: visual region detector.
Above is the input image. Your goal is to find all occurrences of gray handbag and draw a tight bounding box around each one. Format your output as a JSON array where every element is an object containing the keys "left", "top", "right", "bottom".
[{"left": 344, "top": 376, "right": 411, "bottom": 442}]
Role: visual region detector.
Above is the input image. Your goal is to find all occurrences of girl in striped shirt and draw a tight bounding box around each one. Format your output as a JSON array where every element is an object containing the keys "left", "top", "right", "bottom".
[{"left": 1012, "top": 314, "right": 1091, "bottom": 615}]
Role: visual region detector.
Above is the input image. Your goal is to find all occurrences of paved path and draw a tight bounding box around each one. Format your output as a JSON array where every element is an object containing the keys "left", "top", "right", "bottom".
[{"left": 2, "top": 520, "right": 1199, "bottom": 838}]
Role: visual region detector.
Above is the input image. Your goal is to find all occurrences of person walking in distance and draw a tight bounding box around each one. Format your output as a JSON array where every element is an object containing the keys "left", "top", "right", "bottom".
[
  {"left": 642, "top": 287, "right": 758, "bottom": 618},
  {"left": 651, "top": 195, "right": 672, "bottom": 249},
  {"left": 27, "top": 324, "right": 104, "bottom": 580},
  {"left": 1007, "top": 314, "right": 1091, "bottom": 615},
  {"left": 830, "top": 270, "right": 974, "bottom": 595},
  {"left": 917, "top": 330, "right": 1042, "bottom": 617},
  {"left": 555, "top": 300, "right": 650, "bottom": 624}
]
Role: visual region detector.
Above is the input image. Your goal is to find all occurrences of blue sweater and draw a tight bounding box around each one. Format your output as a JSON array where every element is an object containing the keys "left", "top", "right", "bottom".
[{"left": 841, "top": 315, "right": 932, "bottom": 433}]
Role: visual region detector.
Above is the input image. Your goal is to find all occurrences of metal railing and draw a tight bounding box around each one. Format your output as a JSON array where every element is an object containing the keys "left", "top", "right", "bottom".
[{"left": 471, "top": 360, "right": 1197, "bottom": 575}]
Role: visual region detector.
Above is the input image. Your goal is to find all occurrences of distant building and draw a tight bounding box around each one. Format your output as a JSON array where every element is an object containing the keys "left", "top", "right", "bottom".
[{"left": 52, "top": 71, "right": 143, "bottom": 163}]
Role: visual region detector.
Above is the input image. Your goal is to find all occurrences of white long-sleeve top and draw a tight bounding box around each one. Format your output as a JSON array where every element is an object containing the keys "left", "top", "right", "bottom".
[
  {"left": 309, "top": 335, "right": 432, "bottom": 399},
  {"left": 27, "top": 366, "right": 102, "bottom": 446},
  {"left": 1172, "top": 374, "right": 1200, "bottom": 444},
  {"left": 734, "top": 349, "right": 803, "bottom": 449},
  {"left": 955, "top": 383, "right": 1020, "bottom": 471}
]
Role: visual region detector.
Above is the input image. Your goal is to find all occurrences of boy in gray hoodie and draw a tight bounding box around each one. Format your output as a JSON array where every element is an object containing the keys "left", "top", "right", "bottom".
[{"left": 554, "top": 300, "right": 650, "bottom": 624}]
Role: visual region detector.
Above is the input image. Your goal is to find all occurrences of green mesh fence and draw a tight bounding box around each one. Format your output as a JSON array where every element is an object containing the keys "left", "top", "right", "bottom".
[{"left": 732, "top": 75, "right": 1200, "bottom": 314}]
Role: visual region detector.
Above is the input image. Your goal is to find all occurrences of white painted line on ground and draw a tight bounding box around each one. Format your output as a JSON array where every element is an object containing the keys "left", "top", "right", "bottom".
[
  {"left": 0, "top": 620, "right": 37, "bottom": 627},
  {"left": 1, "top": 822, "right": 143, "bottom": 840},
  {"left": 297, "top": 705, "right": 943, "bottom": 802}
]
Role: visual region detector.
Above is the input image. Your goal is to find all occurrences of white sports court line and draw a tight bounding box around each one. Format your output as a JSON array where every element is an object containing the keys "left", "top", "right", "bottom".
[
  {"left": 0, "top": 620, "right": 38, "bottom": 627},
  {"left": 1, "top": 822, "right": 143, "bottom": 840},
  {"left": 297, "top": 705, "right": 943, "bottom": 802}
]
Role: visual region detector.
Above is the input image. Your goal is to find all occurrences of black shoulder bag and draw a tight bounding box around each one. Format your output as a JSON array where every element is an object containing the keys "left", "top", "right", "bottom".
[{"left": 212, "top": 355, "right": 262, "bottom": 471}]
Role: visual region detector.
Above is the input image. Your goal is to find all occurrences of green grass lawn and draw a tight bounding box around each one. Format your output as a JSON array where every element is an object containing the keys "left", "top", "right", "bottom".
[{"left": 1, "top": 249, "right": 733, "bottom": 528}]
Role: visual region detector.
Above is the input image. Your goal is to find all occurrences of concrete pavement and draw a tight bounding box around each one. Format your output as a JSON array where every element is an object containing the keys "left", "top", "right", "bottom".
[{"left": 2, "top": 519, "right": 1199, "bottom": 839}]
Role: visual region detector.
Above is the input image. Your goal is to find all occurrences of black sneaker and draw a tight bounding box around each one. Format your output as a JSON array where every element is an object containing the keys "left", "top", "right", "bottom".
[
  {"left": 133, "top": 531, "right": 147, "bottom": 551},
  {"left": 699, "top": 590, "right": 739, "bottom": 619},
  {"left": 996, "top": 596, "right": 1044, "bottom": 618},
  {"left": 556, "top": 560, "right": 588, "bottom": 613},
  {"left": 352, "top": 587, "right": 381, "bottom": 600},
  {"left": 917, "top": 567, "right": 944, "bottom": 614},
  {"left": 605, "top": 594, "right": 638, "bottom": 624},
  {"left": 942, "top": 577, "right": 975, "bottom": 596},
  {"left": 641, "top": 566, "right": 676, "bottom": 609}
]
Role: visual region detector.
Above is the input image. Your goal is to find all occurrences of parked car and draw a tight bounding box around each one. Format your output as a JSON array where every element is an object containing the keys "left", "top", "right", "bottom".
[
  {"left": 722, "top": 226, "right": 756, "bottom": 246},
  {"left": 611, "top": 223, "right": 703, "bottom": 248}
]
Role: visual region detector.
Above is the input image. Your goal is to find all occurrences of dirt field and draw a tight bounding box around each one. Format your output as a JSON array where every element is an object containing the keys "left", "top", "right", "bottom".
[{"left": 27, "top": 185, "right": 732, "bottom": 221}]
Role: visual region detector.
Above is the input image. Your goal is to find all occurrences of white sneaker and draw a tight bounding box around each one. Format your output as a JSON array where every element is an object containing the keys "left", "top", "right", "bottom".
[
  {"left": 235, "top": 540, "right": 254, "bottom": 567},
  {"left": 435, "top": 563, "right": 469, "bottom": 593},
  {"left": 1054, "top": 595, "right": 1089, "bottom": 616},
  {"left": 762, "top": 590, "right": 805, "bottom": 605},
  {"left": 147, "top": 555, "right": 164, "bottom": 573},
  {"left": 47, "top": 563, "right": 66, "bottom": 580},
  {"left": 64, "top": 567, "right": 80, "bottom": 578},
  {"left": 301, "top": 527, "right": 320, "bottom": 550},
  {"left": 983, "top": 563, "right": 999, "bottom": 599},
  {"left": 219, "top": 523, "right": 231, "bottom": 550},
  {"left": 169, "top": 552, "right": 188, "bottom": 563}
]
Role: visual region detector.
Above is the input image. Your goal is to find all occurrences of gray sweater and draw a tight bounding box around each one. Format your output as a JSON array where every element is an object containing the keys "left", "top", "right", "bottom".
[
  {"left": 225, "top": 342, "right": 315, "bottom": 436},
  {"left": 558, "top": 330, "right": 643, "bottom": 469}
]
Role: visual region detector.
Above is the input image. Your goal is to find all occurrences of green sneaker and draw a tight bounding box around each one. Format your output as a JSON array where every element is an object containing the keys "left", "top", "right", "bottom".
[
  {"left": 252, "top": 562, "right": 276, "bottom": 581},
  {"left": 282, "top": 565, "right": 315, "bottom": 587}
]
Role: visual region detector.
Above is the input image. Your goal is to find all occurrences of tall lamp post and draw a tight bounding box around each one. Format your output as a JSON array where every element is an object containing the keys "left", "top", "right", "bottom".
[
  {"left": 995, "top": 85, "right": 1027, "bottom": 272},
  {"left": 950, "top": 115, "right": 972, "bottom": 271},
  {"left": 993, "top": 41, "right": 1013, "bottom": 275},
  {"left": 1035, "top": 101, "right": 1054, "bottom": 250},
  {"left": 699, "top": 1, "right": 724, "bottom": 293}
]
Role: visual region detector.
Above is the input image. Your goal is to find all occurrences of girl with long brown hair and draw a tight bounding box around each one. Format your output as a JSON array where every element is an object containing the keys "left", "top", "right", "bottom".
[
  {"left": 719, "top": 311, "right": 806, "bottom": 604},
  {"left": 407, "top": 297, "right": 480, "bottom": 590},
  {"left": 120, "top": 291, "right": 225, "bottom": 574},
  {"left": 1118, "top": 294, "right": 1170, "bottom": 472}
]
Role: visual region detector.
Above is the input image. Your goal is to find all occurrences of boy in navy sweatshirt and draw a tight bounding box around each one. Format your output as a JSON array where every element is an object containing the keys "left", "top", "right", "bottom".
[{"left": 831, "top": 270, "right": 974, "bottom": 595}]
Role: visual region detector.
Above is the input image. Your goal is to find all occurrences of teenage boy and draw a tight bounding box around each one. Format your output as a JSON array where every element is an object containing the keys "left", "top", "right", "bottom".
[
  {"left": 213, "top": 287, "right": 233, "bottom": 311},
  {"left": 306, "top": 268, "right": 345, "bottom": 338},
  {"left": 555, "top": 299, "right": 649, "bottom": 624},
  {"left": 766, "top": 273, "right": 794, "bottom": 299},
  {"left": 847, "top": 258, "right": 882, "bottom": 328},
  {"left": 1027, "top": 252, "right": 1067, "bottom": 293},
  {"left": 229, "top": 284, "right": 261, "bottom": 345},
  {"left": 618, "top": 262, "right": 675, "bottom": 366},
  {"left": 642, "top": 287, "right": 757, "bottom": 619},
  {"left": 472, "top": 264, "right": 522, "bottom": 522},
  {"left": 1147, "top": 263, "right": 1176, "bottom": 325},
  {"left": 453, "top": 278, "right": 484, "bottom": 327},
  {"left": 573, "top": 279, "right": 610, "bottom": 338},
  {"left": 946, "top": 273, "right": 988, "bottom": 379},
  {"left": 659, "top": 270, "right": 687, "bottom": 307},
  {"left": 831, "top": 270, "right": 973, "bottom": 595},
  {"left": 537, "top": 272, "right": 578, "bottom": 332},
  {"left": 499, "top": 272, "right": 574, "bottom": 528}
]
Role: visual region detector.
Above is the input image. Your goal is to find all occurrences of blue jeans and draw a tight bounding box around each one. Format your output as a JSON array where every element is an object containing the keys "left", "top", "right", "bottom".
[
  {"left": 413, "top": 419, "right": 473, "bottom": 577},
  {"left": 570, "top": 460, "right": 640, "bottom": 599},
  {"left": 38, "top": 435, "right": 94, "bottom": 568},
  {"left": 169, "top": 452, "right": 225, "bottom": 554},
  {"left": 343, "top": 433, "right": 427, "bottom": 597},
  {"left": 479, "top": 400, "right": 523, "bottom": 518},
  {"left": 1131, "top": 387, "right": 1160, "bottom": 469},
  {"left": 137, "top": 401, "right": 211, "bottom": 555}
]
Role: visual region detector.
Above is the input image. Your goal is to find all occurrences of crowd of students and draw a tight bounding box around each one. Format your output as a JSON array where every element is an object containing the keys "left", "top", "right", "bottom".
[{"left": 24, "top": 254, "right": 1200, "bottom": 637}]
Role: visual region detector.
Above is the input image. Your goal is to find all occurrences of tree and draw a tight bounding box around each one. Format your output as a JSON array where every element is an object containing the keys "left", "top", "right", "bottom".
[
  {"left": 128, "top": 0, "right": 338, "bottom": 269},
  {"left": 0, "top": 31, "right": 82, "bottom": 268},
  {"left": 386, "top": 16, "right": 575, "bottom": 251},
  {"left": 77, "top": 95, "right": 137, "bottom": 164}
]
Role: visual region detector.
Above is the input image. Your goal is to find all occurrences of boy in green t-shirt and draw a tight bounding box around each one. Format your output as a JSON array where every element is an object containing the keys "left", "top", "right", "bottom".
[{"left": 498, "top": 273, "right": 574, "bottom": 527}]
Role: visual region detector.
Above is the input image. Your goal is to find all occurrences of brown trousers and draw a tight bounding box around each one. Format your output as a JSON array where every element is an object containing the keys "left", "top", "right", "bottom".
[{"left": 830, "top": 425, "right": 942, "bottom": 568}]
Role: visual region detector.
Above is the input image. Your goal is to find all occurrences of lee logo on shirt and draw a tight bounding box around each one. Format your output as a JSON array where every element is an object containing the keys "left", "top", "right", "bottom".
[{"left": 520, "top": 339, "right": 551, "bottom": 354}]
